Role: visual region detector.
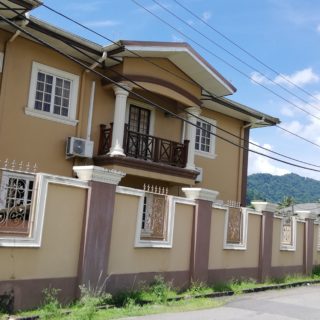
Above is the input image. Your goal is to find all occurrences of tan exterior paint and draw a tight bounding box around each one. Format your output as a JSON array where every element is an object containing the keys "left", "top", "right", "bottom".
[
  {"left": 271, "top": 219, "right": 304, "bottom": 267},
  {"left": 195, "top": 108, "right": 244, "bottom": 202},
  {"left": 108, "top": 194, "right": 193, "bottom": 274},
  {"left": 0, "top": 27, "right": 247, "bottom": 201},
  {"left": 123, "top": 57, "right": 201, "bottom": 103},
  {"left": 0, "top": 183, "right": 86, "bottom": 280},
  {"left": 208, "top": 209, "right": 260, "bottom": 269}
]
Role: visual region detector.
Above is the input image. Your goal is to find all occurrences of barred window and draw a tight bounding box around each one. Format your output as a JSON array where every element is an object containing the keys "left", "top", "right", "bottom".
[
  {"left": 226, "top": 207, "right": 243, "bottom": 244},
  {"left": 141, "top": 193, "right": 168, "bottom": 241},
  {"left": 0, "top": 171, "right": 35, "bottom": 235}
]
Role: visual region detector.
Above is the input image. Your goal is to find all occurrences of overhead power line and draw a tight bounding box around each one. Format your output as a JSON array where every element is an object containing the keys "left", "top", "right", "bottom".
[
  {"left": 2, "top": 2, "right": 320, "bottom": 173},
  {"left": 131, "top": 0, "right": 320, "bottom": 122},
  {"left": 172, "top": 0, "right": 320, "bottom": 106},
  {"left": 33, "top": 1, "right": 320, "bottom": 153},
  {"left": 151, "top": 0, "right": 320, "bottom": 115}
]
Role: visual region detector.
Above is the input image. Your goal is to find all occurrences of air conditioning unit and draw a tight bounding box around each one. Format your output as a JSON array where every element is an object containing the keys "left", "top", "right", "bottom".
[
  {"left": 195, "top": 167, "right": 203, "bottom": 183},
  {"left": 66, "top": 137, "right": 94, "bottom": 158}
]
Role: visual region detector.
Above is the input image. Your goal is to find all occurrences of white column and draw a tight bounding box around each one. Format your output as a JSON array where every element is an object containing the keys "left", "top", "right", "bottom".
[
  {"left": 109, "top": 83, "right": 132, "bottom": 157},
  {"left": 185, "top": 106, "right": 201, "bottom": 170}
]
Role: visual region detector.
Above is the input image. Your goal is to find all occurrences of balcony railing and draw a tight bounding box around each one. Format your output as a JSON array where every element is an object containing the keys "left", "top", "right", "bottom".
[{"left": 98, "top": 124, "right": 189, "bottom": 168}]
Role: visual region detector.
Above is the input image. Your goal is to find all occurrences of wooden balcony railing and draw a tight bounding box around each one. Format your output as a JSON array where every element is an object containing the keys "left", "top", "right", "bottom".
[{"left": 98, "top": 124, "right": 189, "bottom": 168}]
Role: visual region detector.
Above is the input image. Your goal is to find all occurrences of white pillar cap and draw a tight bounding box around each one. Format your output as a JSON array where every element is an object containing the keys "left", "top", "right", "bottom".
[
  {"left": 73, "top": 165, "right": 126, "bottom": 185},
  {"left": 182, "top": 187, "right": 219, "bottom": 202}
]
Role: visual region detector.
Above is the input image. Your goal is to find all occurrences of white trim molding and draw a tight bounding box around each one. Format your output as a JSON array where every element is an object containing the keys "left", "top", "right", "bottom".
[
  {"left": 280, "top": 216, "right": 297, "bottom": 251},
  {"left": 182, "top": 187, "right": 219, "bottom": 202},
  {"left": 0, "top": 173, "right": 88, "bottom": 247},
  {"left": 223, "top": 207, "right": 248, "bottom": 250},
  {"left": 73, "top": 165, "right": 126, "bottom": 184},
  {"left": 26, "top": 62, "right": 80, "bottom": 126},
  {"left": 251, "top": 201, "right": 278, "bottom": 213}
]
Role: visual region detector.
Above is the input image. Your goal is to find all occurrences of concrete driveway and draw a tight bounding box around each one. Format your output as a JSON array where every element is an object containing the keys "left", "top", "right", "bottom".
[{"left": 122, "top": 284, "right": 320, "bottom": 320}]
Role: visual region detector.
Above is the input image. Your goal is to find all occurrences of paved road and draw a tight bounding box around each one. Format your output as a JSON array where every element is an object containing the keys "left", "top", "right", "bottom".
[{"left": 123, "top": 284, "right": 320, "bottom": 320}]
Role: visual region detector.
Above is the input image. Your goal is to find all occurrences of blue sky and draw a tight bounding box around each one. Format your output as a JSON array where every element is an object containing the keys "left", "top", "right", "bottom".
[{"left": 33, "top": 0, "right": 320, "bottom": 179}]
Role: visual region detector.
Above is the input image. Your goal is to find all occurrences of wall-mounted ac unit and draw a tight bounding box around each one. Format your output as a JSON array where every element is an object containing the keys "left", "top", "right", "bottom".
[
  {"left": 195, "top": 167, "right": 203, "bottom": 183},
  {"left": 66, "top": 137, "right": 94, "bottom": 158}
]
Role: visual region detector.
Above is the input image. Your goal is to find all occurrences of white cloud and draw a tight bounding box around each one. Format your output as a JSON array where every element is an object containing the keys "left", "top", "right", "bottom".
[
  {"left": 171, "top": 34, "right": 184, "bottom": 42},
  {"left": 280, "top": 106, "right": 295, "bottom": 117},
  {"left": 317, "top": 24, "right": 320, "bottom": 33},
  {"left": 248, "top": 140, "right": 291, "bottom": 176},
  {"left": 250, "top": 68, "right": 319, "bottom": 88},
  {"left": 274, "top": 68, "right": 319, "bottom": 87},
  {"left": 201, "top": 11, "right": 212, "bottom": 22},
  {"left": 85, "top": 20, "right": 120, "bottom": 28}
]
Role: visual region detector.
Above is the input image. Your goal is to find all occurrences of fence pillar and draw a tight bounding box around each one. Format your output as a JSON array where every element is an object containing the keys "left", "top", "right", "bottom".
[
  {"left": 252, "top": 202, "right": 277, "bottom": 282},
  {"left": 73, "top": 166, "right": 125, "bottom": 290},
  {"left": 182, "top": 188, "right": 219, "bottom": 283},
  {"left": 297, "top": 211, "right": 315, "bottom": 275}
]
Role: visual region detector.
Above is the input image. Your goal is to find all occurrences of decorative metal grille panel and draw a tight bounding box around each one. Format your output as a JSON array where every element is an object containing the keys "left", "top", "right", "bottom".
[
  {"left": 226, "top": 207, "right": 242, "bottom": 244},
  {"left": 0, "top": 165, "right": 35, "bottom": 236},
  {"left": 281, "top": 216, "right": 293, "bottom": 245},
  {"left": 141, "top": 185, "right": 168, "bottom": 241}
]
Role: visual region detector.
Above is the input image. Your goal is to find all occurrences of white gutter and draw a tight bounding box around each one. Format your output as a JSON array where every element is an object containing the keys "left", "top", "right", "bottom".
[
  {"left": 86, "top": 81, "right": 96, "bottom": 140},
  {"left": 87, "top": 51, "right": 107, "bottom": 72},
  {"left": 9, "top": 13, "right": 30, "bottom": 42}
]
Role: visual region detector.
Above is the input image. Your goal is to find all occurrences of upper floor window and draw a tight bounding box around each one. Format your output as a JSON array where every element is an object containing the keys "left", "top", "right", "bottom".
[
  {"left": 26, "top": 62, "right": 79, "bottom": 126},
  {"left": 195, "top": 117, "right": 216, "bottom": 158}
]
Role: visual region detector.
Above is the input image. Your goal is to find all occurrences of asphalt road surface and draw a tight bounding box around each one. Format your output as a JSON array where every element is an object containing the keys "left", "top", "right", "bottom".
[{"left": 123, "top": 284, "right": 320, "bottom": 320}]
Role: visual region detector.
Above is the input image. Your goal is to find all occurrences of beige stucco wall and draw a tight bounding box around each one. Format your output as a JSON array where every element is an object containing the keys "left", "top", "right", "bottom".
[
  {"left": 108, "top": 193, "right": 193, "bottom": 274},
  {"left": 313, "top": 224, "right": 320, "bottom": 265},
  {"left": 271, "top": 218, "right": 304, "bottom": 267},
  {"left": 208, "top": 209, "right": 261, "bottom": 269},
  {"left": 195, "top": 108, "right": 244, "bottom": 202},
  {"left": 0, "top": 183, "right": 86, "bottom": 280}
]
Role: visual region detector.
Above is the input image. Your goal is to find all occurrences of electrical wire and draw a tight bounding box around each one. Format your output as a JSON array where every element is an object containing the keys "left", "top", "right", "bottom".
[
  {"left": 151, "top": 0, "right": 320, "bottom": 115},
  {"left": 1, "top": 3, "right": 320, "bottom": 173},
  {"left": 11, "top": 4, "right": 320, "bottom": 169},
  {"left": 172, "top": 0, "right": 320, "bottom": 106},
  {"left": 131, "top": 0, "right": 320, "bottom": 122},
  {"left": 32, "top": 1, "right": 320, "bottom": 153}
]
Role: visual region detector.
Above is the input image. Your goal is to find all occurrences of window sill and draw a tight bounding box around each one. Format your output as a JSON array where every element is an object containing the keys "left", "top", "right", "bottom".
[
  {"left": 195, "top": 151, "right": 217, "bottom": 159},
  {"left": 224, "top": 243, "right": 247, "bottom": 250},
  {"left": 280, "top": 245, "right": 296, "bottom": 251},
  {"left": 135, "top": 240, "right": 172, "bottom": 248},
  {"left": 25, "top": 107, "right": 78, "bottom": 126}
]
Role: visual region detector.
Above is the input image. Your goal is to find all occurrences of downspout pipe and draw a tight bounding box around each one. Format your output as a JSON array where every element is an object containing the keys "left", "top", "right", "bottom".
[
  {"left": 86, "top": 81, "right": 96, "bottom": 141},
  {"left": 9, "top": 13, "right": 30, "bottom": 42},
  {"left": 86, "top": 51, "right": 107, "bottom": 72}
]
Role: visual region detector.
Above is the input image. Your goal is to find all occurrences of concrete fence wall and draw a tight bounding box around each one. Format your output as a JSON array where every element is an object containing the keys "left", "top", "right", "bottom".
[{"left": 0, "top": 167, "right": 319, "bottom": 311}]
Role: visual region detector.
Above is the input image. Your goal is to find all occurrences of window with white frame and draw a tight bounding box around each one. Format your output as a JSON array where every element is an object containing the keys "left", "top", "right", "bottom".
[
  {"left": 26, "top": 62, "right": 79, "bottom": 125},
  {"left": 280, "top": 216, "right": 296, "bottom": 251},
  {"left": 195, "top": 117, "right": 216, "bottom": 158},
  {"left": 223, "top": 204, "right": 248, "bottom": 250},
  {"left": 0, "top": 171, "right": 35, "bottom": 235}
]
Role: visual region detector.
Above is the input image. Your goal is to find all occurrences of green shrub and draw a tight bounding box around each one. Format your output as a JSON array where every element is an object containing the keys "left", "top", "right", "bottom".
[{"left": 149, "top": 275, "right": 172, "bottom": 303}]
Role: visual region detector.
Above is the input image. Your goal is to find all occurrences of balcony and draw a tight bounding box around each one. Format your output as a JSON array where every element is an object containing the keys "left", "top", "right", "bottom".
[{"left": 94, "top": 124, "right": 197, "bottom": 180}]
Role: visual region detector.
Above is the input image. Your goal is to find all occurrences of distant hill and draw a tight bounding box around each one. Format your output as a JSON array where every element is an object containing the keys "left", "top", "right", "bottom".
[{"left": 247, "top": 173, "right": 320, "bottom": 205}]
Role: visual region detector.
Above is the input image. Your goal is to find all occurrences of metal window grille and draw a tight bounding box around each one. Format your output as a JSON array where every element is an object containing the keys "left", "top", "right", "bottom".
[
  {"left": 0, "top": 170, "right": 35, "bottom": 235},
  {"left": 141, "top": 184, "right": 168, "bottom": 241},
  {"left": 281, "top": 216, "right": 293, "bottom": 245},
  {"left": 226, "top": 201, "right": 242, "bottom": 244}
]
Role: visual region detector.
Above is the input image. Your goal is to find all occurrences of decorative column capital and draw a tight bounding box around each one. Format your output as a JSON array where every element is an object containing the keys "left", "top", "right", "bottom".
[
  {"left": 251, "top": 201, "right": 278, "bottom": 213},
  {"left": 186, "top": 106, "right": 201, "bottom": 118},
  {"left": 182, "top": 187, "right": 219, "bottom": 203},
  {"left": 112, "top": 82, "right": 133, "bottom": 97},
  {"left": 73, "top": 165, "right": 126, "bottom": 185}
]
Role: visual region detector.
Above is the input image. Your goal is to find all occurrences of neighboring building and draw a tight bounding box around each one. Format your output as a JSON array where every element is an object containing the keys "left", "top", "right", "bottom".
[{"left": 0, "top": 0, "right": 278, "bottom": 207}]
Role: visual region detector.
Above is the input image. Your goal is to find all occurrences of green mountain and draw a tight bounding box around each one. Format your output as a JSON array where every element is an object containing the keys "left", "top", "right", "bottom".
[{"left": 247, "top": 173, "right": 320, "bottom": 205}]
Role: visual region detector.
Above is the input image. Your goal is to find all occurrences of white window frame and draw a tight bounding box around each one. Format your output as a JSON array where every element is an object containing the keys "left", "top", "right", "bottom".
[
  {"left": 280, "top": 216, "right": 297, "bottom": 251},
  {"left": 221, "top": 206, "right": 249, "bottom": 250},
  {"left": 194, "top": 116, "right": 216, "bottom": 159},
  {"left": 26, "top": 62, "right": 79, "bottom": 126}
]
